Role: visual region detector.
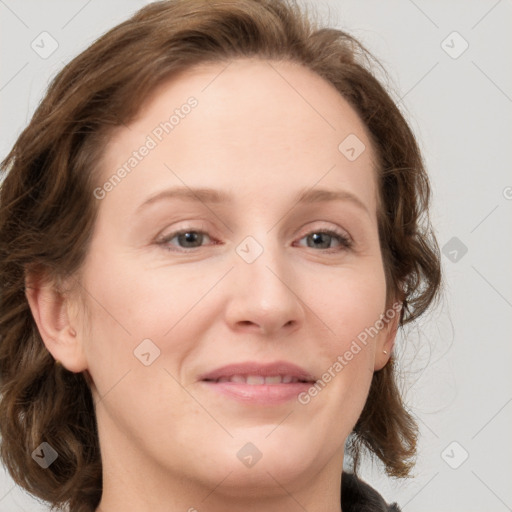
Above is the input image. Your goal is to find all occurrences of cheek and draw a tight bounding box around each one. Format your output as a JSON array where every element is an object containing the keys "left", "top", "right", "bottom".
[
  {"left": 77, "top": 255, "right": 203, "bottom": 443},
  {"left": 320, "top": 263, "right": 388, "bottom": 349},
  {"left": 308, "top": 263, "right": 387, "bottom": 405},
  {"left": 77, "top": 247, "right": 212, "bottom": 382}
]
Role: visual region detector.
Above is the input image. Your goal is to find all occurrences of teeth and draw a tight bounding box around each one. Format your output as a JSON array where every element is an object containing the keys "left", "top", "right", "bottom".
[
  {"left": 264, "top": 376, "right": 283, "bottom": 385},
  {"left": 214, "top": 375, "right": 307, "bottom": 384},
  {"left": 246, "top": 375, "right": 265, "bottom": 385}
]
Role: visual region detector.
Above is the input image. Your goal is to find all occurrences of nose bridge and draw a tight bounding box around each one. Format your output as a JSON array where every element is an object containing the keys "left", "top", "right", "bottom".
[
  {"left": 239, "top": 234, "right": 286, "bottom": 295},
  {"left": 228, "top": 229, "right": 303, "bottom": 334}
]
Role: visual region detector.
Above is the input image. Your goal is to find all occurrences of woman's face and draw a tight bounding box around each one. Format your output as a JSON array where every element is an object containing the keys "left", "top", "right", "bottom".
[{"left": 65, "top": 59, "right": 396, "bottom": 506}]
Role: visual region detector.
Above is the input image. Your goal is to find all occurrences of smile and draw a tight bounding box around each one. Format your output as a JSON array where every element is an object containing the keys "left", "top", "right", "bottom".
[
  {"left": 198, "top": 361, "right": 318, "bottom": 405},
  {"left": 204, "top": 375, "right": 313, "bottom": 384}
]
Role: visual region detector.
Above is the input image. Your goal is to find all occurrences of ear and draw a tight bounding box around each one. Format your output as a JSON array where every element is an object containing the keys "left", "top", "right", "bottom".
[
  {"left": 24, "top": 270, "right": 88, "bottom": 373},
  {"left": 373, "top": 301, "right": 402, "bottom": 371}
]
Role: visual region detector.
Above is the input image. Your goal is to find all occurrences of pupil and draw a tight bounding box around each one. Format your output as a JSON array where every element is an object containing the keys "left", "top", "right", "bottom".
[
  {"left": 311, "top": 233, "right": 329, "bottom": 248},
  {"left": 181, "top": 232, "right": 200, "bottom": 246}
]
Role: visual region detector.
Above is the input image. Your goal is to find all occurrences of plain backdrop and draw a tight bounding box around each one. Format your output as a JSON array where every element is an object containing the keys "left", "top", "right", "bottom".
[{"left": 1, "top": 1, "right": 511, "bottom": 511}]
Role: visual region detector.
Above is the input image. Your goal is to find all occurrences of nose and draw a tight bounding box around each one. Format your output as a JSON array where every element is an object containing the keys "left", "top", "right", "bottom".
[{"left": 224, "top": 236, "right": 305, "bottom": 337}]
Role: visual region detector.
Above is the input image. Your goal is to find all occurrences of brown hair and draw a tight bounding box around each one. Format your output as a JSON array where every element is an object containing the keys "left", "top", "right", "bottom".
[{"left": 0, "top": 0, "right": 441, "bottom": 510}]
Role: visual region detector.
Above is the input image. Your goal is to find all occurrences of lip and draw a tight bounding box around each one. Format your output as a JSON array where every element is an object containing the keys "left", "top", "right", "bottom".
[
  {"left": 198, "top": 360, "right": 316, "bottom": 382},
  {"left": 198, "top": 360, "right": 317, "bottom": 406}
]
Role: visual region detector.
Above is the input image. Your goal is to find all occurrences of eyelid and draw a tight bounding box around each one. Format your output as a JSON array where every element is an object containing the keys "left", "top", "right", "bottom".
[{"left": 155, "top": 222, "right": 210, "bottom": 244}]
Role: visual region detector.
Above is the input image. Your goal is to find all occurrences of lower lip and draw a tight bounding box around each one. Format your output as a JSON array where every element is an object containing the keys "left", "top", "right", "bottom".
[{"left": 200, "top": 381, "right": 314, "bottom": 405}]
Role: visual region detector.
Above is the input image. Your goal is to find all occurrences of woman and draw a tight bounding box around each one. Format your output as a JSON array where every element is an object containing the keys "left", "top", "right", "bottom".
[{"left": 0, "top": 1, "right": 441, "bottom": 511}]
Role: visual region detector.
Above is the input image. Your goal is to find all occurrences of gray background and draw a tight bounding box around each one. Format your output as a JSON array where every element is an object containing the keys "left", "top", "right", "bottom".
[{"left": 1, "top": 1, "right": 511, "bottom": 511}]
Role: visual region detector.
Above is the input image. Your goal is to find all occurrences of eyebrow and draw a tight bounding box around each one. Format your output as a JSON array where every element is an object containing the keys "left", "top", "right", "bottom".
[{"left": 135, "top": 186, "right": 369, "bottom": 214}]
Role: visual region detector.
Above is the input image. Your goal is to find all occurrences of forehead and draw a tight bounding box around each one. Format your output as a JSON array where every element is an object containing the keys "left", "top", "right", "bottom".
[{"left": 98, "top": 58, "right": 379, "bottom": 216}]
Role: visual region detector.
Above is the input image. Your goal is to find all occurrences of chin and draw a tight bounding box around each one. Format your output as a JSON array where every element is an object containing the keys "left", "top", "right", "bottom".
[
  {"left": 209, "top": 459, "right": 313, "bottom": 498},
  {"left": 196, "top": 436, "right": 326, "bottom": 494}
]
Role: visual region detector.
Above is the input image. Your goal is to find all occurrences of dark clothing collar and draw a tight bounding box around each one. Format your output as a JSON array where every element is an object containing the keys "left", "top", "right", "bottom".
[{"left": 341, "top": 472, "right": 401, "bottom": 512}]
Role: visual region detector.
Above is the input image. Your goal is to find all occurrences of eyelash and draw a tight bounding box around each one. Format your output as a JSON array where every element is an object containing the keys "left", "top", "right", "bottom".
[{"left": 156, "top": 226, "right": 353, "bottom": 254}]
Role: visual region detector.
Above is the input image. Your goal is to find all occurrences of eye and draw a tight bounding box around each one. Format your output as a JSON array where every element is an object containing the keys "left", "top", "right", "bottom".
[
  {"left": 157, "top": 228, "right": 214, "bottom": 251},
  {"left": 156, "top": 226, "right": 352, "bottom": 253},
  {"left": 295, "top": 228, "right": 352, "bottom": 252}
]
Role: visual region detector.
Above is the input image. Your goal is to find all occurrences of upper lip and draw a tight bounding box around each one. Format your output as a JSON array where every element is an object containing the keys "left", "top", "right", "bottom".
[{"left": 199, "top": 360, "right": 317, "bottom": 382}]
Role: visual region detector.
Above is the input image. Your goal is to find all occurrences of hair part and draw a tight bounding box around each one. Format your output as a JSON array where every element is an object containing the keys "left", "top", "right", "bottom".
[{"left": 0, "top": 1, "right": 441, "bottom": 510}]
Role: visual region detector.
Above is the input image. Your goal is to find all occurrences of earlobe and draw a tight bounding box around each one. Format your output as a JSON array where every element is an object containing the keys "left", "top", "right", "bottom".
[
  {"left": 24, "top": 272, "right": 88, "bottom": 373},
  {"left": 373, "top": 302, "right": 401, "bottom": 371}
]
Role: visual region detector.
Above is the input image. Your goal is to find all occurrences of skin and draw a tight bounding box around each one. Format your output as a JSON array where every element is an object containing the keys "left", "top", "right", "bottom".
[{"left": 26, "top": 58, "right": 398, "bottom": 512}]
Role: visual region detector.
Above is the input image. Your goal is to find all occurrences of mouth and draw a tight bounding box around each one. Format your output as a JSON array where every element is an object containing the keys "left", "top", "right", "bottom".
[
  {"left": 203, "top": 375, "right": 315, "bottom": 384},
  {"left": 198, "top": 361, "right": 317, "bottom": 405}
]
